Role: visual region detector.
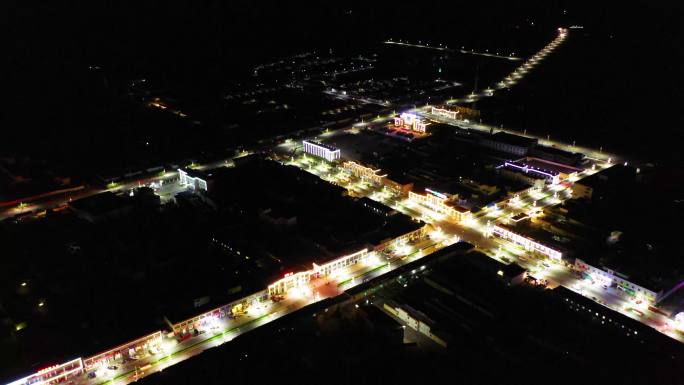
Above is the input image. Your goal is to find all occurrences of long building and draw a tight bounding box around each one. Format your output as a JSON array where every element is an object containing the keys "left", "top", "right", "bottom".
[
  {"left": 408, "top": 188, "right": 471, "bottom": 222},
  {"left": 574, "top": 258, "right": 662, "bottom": 305},
  {"left": 492, "top": 223, "right": 563, "bottom": 260},
  {"left": 480, "top": 132, "right": 538, "bottom": 156},
  {"left": 302, "top": 140, "right": 340, "bottom": 161},
  {"left": 431, "top": 106, "right": 458, "bottom": 120},
  {"left": 342, "top": 161, "right": 386, "bottom": 185},
  {"left": 268, "top": 222, "right": 428, "bottom": 296},
  {"left": 393, "top": 112, "right": 430, "bottom": 133}
]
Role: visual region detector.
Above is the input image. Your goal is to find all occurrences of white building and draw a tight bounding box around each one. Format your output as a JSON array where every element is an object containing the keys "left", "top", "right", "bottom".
[
  {"left": 492, "top": 224, "right": 563, "bottom": 260},
  {"left": 179, "top": 169, "right": 208, "bottom": 191},
  {"left": 394, "top": 112, "right": 429, "bottom": 133},
  {"left": 574, "top": 258, "right": 662, "bottom": 305},
  {"left": 431, "top": 106, "right": 458, "bottom": 120},
  {"left": 302, "top": 140, "right": 341, "bottom": 162}
]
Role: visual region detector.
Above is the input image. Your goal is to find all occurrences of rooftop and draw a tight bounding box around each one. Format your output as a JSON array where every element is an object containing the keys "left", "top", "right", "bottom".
[
  {"left": 486, "top": 131, "right": 538, "bottom": 147},
  {"left": 302, "top": 139, "right": 339, "bottom": 152}
]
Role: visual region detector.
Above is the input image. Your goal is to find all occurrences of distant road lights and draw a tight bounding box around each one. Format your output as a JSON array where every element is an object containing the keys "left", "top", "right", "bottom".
[
  {"left": 21, "top": 282, "right": 27, "bottom": 287},
  {"left": 38, "top": 301, "right": 45, "bottom": 307}
]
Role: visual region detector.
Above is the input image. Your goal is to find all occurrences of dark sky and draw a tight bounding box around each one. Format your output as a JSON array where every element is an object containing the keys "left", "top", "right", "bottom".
[{"left": 3, "top": 2, "right": 683, "bottom": 162}]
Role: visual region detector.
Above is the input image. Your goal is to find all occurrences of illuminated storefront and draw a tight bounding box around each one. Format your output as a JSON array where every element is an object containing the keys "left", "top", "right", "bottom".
[
  {"left": 408, "top": 189, "right": 469, "bottom": 221},
  {"left": 574, "top": 259, "right": 661, "bottom": 305},
  {"left": 431, "top": 106, "right": 458, "bottom": 120},
  {"left": 7, "top": 358, "right": 84, "bottom": 385},
  {"left": 492, "top": 225, "right": 563, "bottom": 260},
  {"left": 83, "top": 331, "right": 163, "bottom": 369}
]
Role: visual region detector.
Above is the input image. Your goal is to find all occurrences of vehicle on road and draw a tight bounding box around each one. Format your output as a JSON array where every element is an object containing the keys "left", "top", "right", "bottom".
[
  {"left": 107, "top": 365, "right": 118, "bottom": 370},
  {"left": 88, "top": 372, "right": 97, "bottom": 379}
]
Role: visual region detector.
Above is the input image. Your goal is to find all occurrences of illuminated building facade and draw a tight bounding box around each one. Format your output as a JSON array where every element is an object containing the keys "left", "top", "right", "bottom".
[
  {"left": 502, "top": 161, "right": 561, "bottom": 185},
  {"left": 302, "top": 140, "right": 340, "bottom": 162},
  {"left": 268, "top": 223, "right": 428, "bottom": 296},
  {"left": 501, "top": 157, "right": 581, "bottom": 185},
  {"left": 408, "top": 189, "right": 470, "bottom": 221},
  {"left": 492, "top": 224, "right": 563, "bottom": 260},
  {"left": 6, "top": 358, "right": 84, "bottom": 385},
  {"left": 431, "top": 106, "right": 458, "bottom": 120},
  {"left": 179, "top": 169, "right": 208, "bottom": 191},
  {"left": 394, "top": 112, "right": 430, "bottom": 133},
  {"left": 574, "top": 259, "right": 662, "bottom": 305},
  {"left": 171, "top": 290, "right": 268, "bottom": 336},
  {"left": 82, "top": 331, "right": 163, "bottom": 370},
  {"left": 342, "top": 161, "right": 386, "bottom": 185}
]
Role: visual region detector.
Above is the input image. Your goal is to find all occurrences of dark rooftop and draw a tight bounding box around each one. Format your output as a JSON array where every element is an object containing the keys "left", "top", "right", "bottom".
[
  {"left": 487, "top": 131, "right": 538, "bottom": 147},
  {"left": 69, "top": 191, "right": 129, "bottom": 215}
]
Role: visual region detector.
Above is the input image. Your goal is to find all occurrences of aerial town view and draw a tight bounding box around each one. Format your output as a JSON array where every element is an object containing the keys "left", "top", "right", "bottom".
[{"left": 2, "top": 3, "right": 684, "bottom": 385}]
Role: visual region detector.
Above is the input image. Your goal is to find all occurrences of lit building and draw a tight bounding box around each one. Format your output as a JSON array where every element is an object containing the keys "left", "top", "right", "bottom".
[
  {"left": 492, "top": 224, "right": 563, "bottom": 260},
  {"left": 408, "top": 188, "right": 470, "bottom": 221},
  {"left": 171, "top": 291, "right": 268, "bottom": 336},
  {"left": 342, "top": 161, "right": 386, "bottom": 185},
  {"left": 302, "top": 140, "right": 340, "bottom": 161},
  {"left": 500, "top": 157, "right": 582, "bottom": 186},
  {"left": 6, "top": 358, "right": 84, "bottom": 385},
  {"left": 393, "top": 112, "right": 430, "bottom": 133},
  {"left": 431, "top": 106, "right": 458, "bottom": 120},
  {"left": 383, "top": 301, "right": 448, "bottom": 348},
  {"left": 179, "top": 167, "right": 233, "bottom": 193},
  {"left": 574, "top": 259, "right": 662, "bottom": 305},
  {"left": 82, "top": 331, "right": 163, "bottom": 370},
  {"left": 267, "top": 223, "right": 428, "bottom": 296},
  {"left": 179, "top": 168, "right": 208, "bottom": 191}
]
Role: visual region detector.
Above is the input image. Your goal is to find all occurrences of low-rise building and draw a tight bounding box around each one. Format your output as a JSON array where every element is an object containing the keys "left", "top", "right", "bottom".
[
  {"left": 501, "top": 157, "right": 582, "bottom": 185},
  {"left": 408, "top": 188, "right": 471, "bottom": 222},
  {"left": 479, "top": 132, "right": 538, "bottom": 156},
  {"left": 383, "top": 301, "right": 449, "bottom": 348},
  {"left": 302, "top": 140, "right": 341, "bottom": 161},
  {"left": 69, "top": 191, "right": 132, "bottom": 223},
  {"left": 574, "top": 258, "right": 663, "bottom": 305},
  {"left": 342, "top": 160, "right": 386, "bottom": 185},
  {"left": 492, "top": 223, "right": 563, "bottom": 260}
]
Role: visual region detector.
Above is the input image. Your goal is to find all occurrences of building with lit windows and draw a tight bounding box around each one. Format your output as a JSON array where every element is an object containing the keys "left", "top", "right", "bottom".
[
  {"left": 302, "top": 140, "right": 340, "bottom": 161},
  {"left": 393, "top": 112, "right": 430, "bottom": 133},
  {"left": 342, "top": 161, "right": 386, "bottom": 185},
  {"left": 5, "top": 358, "right": 84, "bottom": 385},
  {"left": 492, "top": 224, "right": 563, "bottom": 260},
  {"left": 268, "top": 220, "right": 428, "bottom": 297},
  {"left": 500, "top": 157, "right": 582, "bottom": 185},
  {"left": 82, "top": 331, "right": 163, "bottom": 370},
  {"left": 574, "top": 259, "right": 662, "bottom": 305},
  {"left": 431, "top": 106, "right": 458, "bottom": 120},
  {"left": 408, "top": 188, "right": 471, "bottom": 221}
]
